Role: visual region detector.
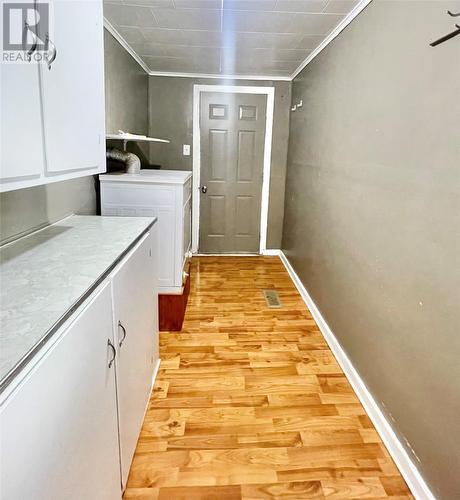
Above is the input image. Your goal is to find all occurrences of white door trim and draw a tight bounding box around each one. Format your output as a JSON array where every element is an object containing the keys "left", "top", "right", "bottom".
[{"left": 192, "top": 84, "right": 275, "bottom": 254}]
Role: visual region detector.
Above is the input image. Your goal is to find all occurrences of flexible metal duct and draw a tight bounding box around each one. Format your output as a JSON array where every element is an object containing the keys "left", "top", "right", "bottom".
[{"left": 106, "top": 148, "right": 141, "bottom": 175}]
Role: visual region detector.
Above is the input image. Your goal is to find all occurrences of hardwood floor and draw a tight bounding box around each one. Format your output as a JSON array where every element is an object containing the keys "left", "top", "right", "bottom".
[{"left": 124, "top": 256, "right": 413, "bottom": 499}]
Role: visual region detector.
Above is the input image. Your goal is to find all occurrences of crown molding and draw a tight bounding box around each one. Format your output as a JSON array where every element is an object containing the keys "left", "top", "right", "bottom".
[
  {"left": 103, "top": 18, "right": 150, "bottom": 75},
  {"left": 290, "top": 0, "right": 373, "bottom": 80},
  {"left": 148, "top": 70, "right": 291, "bottom": 81}
]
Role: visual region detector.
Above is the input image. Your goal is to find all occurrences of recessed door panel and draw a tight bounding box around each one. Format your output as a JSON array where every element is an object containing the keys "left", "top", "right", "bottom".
[
  {"left": 209, "top": 195, "right": 226, "bottom": 236},
  {"left": 239, "top": 105, "right": 257, "bottom": 121},
  {"left": 235, "top": 196, "right": 254, "bottom": 236},
  {"left": 209, "top": 130, "right": 228, "bottom": 181},
  {"left": 237, "top": 130, "right": 256, "bottom": 182},
  {"left": 199, "top": 92, "right": 267, "bottom": 254}
]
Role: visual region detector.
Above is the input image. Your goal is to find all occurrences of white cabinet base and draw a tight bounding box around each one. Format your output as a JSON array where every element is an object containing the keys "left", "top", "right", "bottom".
[
  {"left": 0, "top": 222, "right": 160, "bottom": 499},
  {"left": 100, "top": 170, "right": 192, "bottom": 293},
  {"left": 0, "top": 284, "right": 121, "bottom": 500}
]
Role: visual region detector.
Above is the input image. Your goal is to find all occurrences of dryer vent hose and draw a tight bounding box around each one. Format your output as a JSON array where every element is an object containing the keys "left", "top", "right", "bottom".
[{"left": 106, "top": 148, "right": 140, "bottom": 175}]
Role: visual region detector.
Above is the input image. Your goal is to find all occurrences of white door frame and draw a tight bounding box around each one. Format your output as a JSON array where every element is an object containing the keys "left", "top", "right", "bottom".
[{"left": 192, "top": 84, "right": 275, "bottom": 254}]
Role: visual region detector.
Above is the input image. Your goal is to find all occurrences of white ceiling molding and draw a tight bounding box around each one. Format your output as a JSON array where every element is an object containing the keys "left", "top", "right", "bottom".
[
  {"left": 104, "top": 18, "right": 151, "bottom": 75},
  {"left": 148, "top": 70, "right": 291, "bottom": 81},
  {"left": 290, "top": 0, "right": 373, "bottom": 79}
]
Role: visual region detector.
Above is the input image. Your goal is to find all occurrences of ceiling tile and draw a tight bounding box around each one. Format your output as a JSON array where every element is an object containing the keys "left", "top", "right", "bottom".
[
  {"left": 141, "top": 28, "right": 185, "bottom": 44},
  {"left": 184, "top": 30, "right": 224, "bottom": 47},
  {"left": 226, "top": 32, "right": 304, "bottom": 49},
  {"left": 103, "top": 0, "right": 360, "bottom": 76},
  {"left": 223, "top": 0, "right": 277, "bottom": 9},
  {"left": 174, "top": 0, "right": 221, "bottom": 8},
  {"left": 297, "top": 34, "right": 325, "bottom": 49},
  {"left": 223, "top": 11, "right": 295, "bottom": 33},
  {"left": 104, "top": 3, "right": 157, "bottom": 27},
  {"left": 323, "top": 0, "right": 359, "bottom": 14},
  {"left": 274, "top": 0, "right": 328, "bottom": 13},
  {"left": 143, "top": 55, "right": 219, "bottom": 72},
  {"left": 288, "top": 12, "right": 344, "bottom": 34},
  {"left": 161, "top": 45, "right": 220, "bottom": 61},
  {"left": 154, "top": 8, "right": 221, "bottom": 30},
  {"left": 122, "top": 0, "right": 174, "bottom": 7},
  {"left": 232, "top": 47, "right": 307, "bottom": 62},
  {"left": 233, "top": 59, "right": 297, "bottom": 72}
]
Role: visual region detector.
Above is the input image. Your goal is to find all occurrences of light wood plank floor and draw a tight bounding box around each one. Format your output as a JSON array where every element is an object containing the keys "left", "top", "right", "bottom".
[{"left": 124, "top": 256, "right": 413, "bottom": 499}]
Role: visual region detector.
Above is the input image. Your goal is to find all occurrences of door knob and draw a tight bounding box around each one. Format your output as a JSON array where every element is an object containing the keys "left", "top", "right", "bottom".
[{"left": 200, "top": 186, "right": 208, "bottom": 194}]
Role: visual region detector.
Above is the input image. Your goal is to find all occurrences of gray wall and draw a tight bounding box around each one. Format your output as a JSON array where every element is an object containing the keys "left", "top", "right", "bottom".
[
  {"left": 148, "top": 76, "right": 291, "bottom": 249},
  {"left": 0, "top": 178, "right": 96, "bottom": 244},
  {"left": 0, "top": 30, "right": 149, "bottom": 243},
  {"left": 282, "top": 1, "right": 460, "bottom": 498},
  {"left": 104, "top": 30, "right": 150, "bottom": 163}
]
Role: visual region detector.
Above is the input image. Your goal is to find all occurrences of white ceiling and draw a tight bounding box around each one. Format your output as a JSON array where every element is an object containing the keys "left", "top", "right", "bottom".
[{"left": 104, "top": 0, "right": 360, "bottom": 78}]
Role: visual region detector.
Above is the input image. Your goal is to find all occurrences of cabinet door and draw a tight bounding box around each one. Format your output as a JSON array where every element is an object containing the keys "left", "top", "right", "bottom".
[
  {"left": 0, "top": 58, "right": 46, "bottom": 189},
  {"left": 40, "top": 0, "right": 105, "bottom": 174},
  {"left": 111, "top": 231, "right": 159, "bottom": 488},
  {"left": 0, "top": 283, "right": 121, "bottom": 500}
]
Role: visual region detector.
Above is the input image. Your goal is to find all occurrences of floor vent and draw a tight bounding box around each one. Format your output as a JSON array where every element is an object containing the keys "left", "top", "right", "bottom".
[{"left": 263, "top": 289, "right": 282, "bottom": 309}]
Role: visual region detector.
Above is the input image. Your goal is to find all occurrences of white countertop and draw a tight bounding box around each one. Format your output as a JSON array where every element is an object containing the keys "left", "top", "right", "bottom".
[
  {"left": 99, "top": 169, "right": 192, "bottom": 184},
  {"left": 0, "top": 215, "right": 156, "bottom": 390}
]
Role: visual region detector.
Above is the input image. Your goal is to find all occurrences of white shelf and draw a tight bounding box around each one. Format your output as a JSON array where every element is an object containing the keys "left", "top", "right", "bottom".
[{"left": 106, "top": 131, "right": 170, "bottom": 150}]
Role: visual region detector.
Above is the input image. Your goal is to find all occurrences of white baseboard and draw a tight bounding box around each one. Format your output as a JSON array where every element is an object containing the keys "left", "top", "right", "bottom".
[
  {"left": 151, "top": 358, "right": 161, "bottom": 388},
  {"left": 261, "top": 249, "right": 282, "bottom": 256},
  {"left": 278, "top": 251, "right": 436, "bottom": 500},
  {"left": 194, "top": 253, "right": 260, "bottom": 257},
  {"left": 192, "top": 250, "right": 281, "bottom": 257}
]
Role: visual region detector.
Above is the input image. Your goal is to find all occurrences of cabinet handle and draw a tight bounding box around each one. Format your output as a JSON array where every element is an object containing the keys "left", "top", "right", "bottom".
[
  {"left": 23, "top": 22, "right": 37, "bottom": 61},
  {"left": 45, "top": 34, "right": 57, "bottom": 70},
  {"left": 107, "top": 339, "right": 116, "bottom": 368},
  {"left": 118, "top": 321, "right": 127, "bottom": 348}
]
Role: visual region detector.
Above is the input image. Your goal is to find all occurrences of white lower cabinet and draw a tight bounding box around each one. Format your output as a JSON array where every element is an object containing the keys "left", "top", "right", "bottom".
[
  {"left": 0, "top": 283, "right": 121, "bottom": 500},
  {"left": 111, "top": 230, "right": 159, "bottom": 488},
  {"left": 0, "top": 227, "right": 159, "bottom": 499},
  {"left": 100, "top": 170, "right": 192, "bottom": 293}
]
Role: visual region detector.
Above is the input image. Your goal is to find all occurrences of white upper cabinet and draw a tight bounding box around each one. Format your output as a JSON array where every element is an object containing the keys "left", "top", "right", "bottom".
[
  {"left": 0, "top": 61, "right": 46, "bottom": 184},
  {"left": 0, "top": 3, "right": 45, "bottom": 184},
  {"left": 0, "top": 0, "right": 106, "bottom": 192},
  {"left": 41, "top": 0, "right": 105, "bottom": 174}
]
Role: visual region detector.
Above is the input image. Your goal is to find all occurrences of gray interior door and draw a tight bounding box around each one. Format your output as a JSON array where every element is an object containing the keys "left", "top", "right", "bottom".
[{"left": 199, "top": 92, "right": 267, "bottom": 254}]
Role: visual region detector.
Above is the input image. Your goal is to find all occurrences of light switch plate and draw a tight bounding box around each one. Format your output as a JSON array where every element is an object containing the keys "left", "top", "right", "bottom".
[{"left": 183, "top": 144, "right": 190, "bottom": 156}]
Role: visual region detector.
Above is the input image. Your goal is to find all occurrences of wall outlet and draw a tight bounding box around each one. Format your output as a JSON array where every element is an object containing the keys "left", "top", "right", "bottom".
[{"left": 183, "top": 144, "right": 191, "bottom": 156}]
